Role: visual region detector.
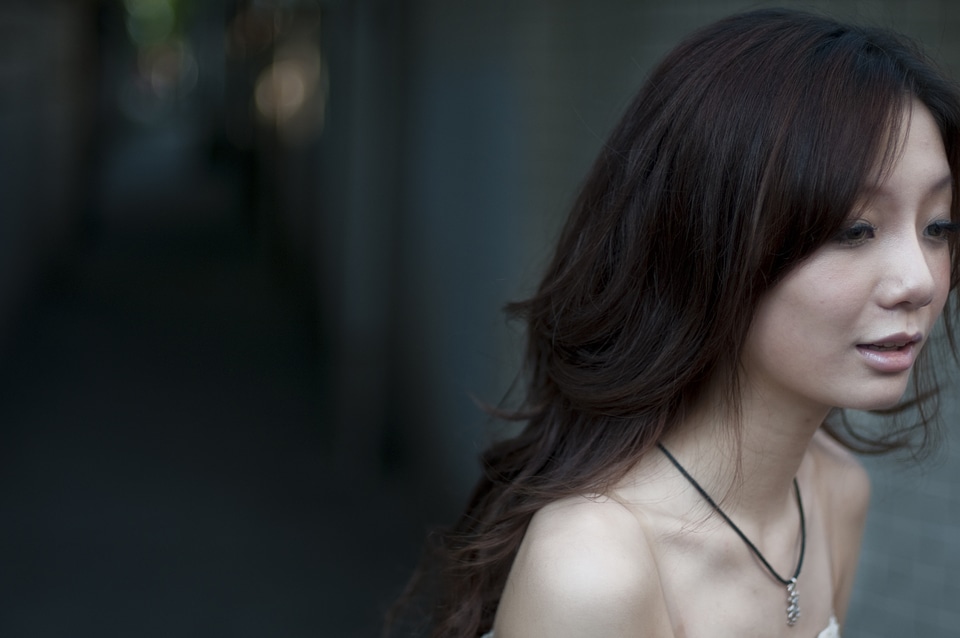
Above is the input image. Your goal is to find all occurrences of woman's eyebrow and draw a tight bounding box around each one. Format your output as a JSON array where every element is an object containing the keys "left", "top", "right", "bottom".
[
  {"left": 926, "top": 172, "right": 954, "bottom": 195},
  {"left": 866, "top": 171, "right": 953, "bottom": 199}
]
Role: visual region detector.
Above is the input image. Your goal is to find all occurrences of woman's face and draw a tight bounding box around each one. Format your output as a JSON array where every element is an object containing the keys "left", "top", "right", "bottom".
[{"left": 741, "top": 100, "right": 954, "bottom": 414}]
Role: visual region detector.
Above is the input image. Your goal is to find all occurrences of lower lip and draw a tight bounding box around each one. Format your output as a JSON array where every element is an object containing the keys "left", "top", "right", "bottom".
[{"left": 856, "top": 343, "right": 918, "bottom": 373}]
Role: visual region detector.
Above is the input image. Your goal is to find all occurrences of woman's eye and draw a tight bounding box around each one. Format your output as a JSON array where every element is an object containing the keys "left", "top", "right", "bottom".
[
  {"left": 925, "top": 220, "right": 960, "bottom": 240},
  {"left": 835, "top": 222, "right": 876, "bottom": 246}
]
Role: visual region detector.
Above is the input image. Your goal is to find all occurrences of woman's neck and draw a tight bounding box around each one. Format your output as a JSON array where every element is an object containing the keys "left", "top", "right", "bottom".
[{"left": 656, "top": 381, "right": 829, "bottom": 529}]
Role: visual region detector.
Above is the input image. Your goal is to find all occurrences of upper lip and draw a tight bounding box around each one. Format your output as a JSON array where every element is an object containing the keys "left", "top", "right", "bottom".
[{"left": 859, "top": 332, "right": 923, "bottom": 347}]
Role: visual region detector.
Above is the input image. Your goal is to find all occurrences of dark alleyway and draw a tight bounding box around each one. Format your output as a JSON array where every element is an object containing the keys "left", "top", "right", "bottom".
[{"left": 0, "top": 120, "right": 426, "bottom": 637}]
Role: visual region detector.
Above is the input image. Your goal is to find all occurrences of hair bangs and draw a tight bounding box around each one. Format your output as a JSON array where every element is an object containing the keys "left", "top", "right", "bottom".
[{"left": 750, "top": 32, "right": 917, "bottom": 290}]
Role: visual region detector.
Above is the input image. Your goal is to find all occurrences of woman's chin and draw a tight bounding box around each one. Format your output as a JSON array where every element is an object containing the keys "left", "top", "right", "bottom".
[{"left": 844, "top": 384, "right": 912, "bottom": 412}]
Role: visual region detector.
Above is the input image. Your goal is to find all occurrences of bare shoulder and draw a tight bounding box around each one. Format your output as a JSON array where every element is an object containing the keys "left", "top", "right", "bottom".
[{"left": 493, "top": 495, "right": 674, "bottom": 637}]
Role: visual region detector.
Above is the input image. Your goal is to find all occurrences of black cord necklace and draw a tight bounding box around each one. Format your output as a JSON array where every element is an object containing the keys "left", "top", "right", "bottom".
[{"left": 657, "top": 443, "right": 806, "bottom": 627}]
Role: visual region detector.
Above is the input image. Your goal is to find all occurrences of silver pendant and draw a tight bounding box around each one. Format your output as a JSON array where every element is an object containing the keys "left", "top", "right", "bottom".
[{"left": 786, "top": 578, "right": 800, "bottom": 626}]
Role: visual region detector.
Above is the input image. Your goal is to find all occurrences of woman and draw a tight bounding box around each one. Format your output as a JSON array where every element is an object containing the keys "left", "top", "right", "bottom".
[{"left": 391, "top": 8, "right": 960, "bottom": 637}]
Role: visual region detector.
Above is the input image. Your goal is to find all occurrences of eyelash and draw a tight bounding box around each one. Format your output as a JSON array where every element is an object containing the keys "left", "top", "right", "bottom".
[
  {"left": 834, "top": 220, "right": 960, "bottom": 246},
  {"left": 925, "top": 220, "right": 960, "bottom": 240},
  {"left": 834, "top": 221, "right": 875, "bottom": 246}
]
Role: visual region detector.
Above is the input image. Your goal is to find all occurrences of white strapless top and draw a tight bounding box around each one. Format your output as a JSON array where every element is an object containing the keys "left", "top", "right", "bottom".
[
  {"left": 481, "top": 614, "right": 840, "bottom": 637},
  {"left": 819, "top": 614, "right": 840, "bottom": 638}
]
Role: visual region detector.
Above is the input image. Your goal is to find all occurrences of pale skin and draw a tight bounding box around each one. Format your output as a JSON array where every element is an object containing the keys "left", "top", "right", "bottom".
[{"left": 491, "top": 100, "right": 954, "bottom": 637}]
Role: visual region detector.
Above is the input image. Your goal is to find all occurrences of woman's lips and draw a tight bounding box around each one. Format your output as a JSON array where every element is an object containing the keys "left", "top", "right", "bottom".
[{"left": 856, "top": 335, "right": 921, "bottom": 373}]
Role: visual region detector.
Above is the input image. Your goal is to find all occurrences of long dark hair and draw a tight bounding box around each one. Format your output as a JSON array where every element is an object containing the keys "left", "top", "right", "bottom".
[{"left": 388, "top": 8, "right": 960, "bottom": 637}]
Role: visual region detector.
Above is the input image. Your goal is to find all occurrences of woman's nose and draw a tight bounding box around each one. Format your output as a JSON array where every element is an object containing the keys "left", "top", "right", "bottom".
[{"left": 877, "top": 235, "right": 939, "bottom": 310}]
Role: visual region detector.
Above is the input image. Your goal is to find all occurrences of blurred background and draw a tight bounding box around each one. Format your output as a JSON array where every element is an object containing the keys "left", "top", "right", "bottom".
[{"left": 1, "top": 0, "right": 959, "bottom": 636}]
